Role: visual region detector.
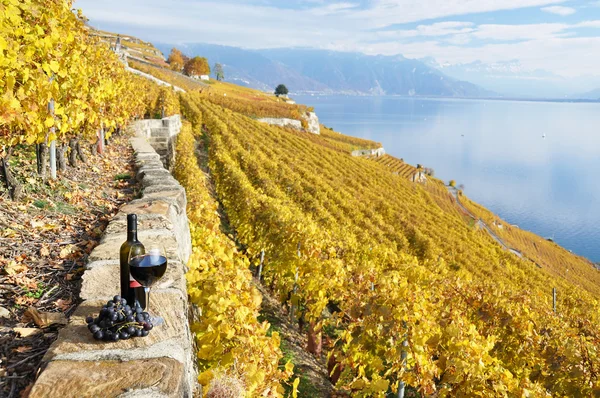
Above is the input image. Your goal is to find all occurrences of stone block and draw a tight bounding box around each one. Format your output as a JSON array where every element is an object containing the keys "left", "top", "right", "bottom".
[
  {"left": 141, "top": 189, "right": 187, "bottom": 213},
  {"left": 150, "top": 127, "right": 170, "bottom": 138},
  {"left": 104, "top": 217, "right": 174, "bottom": 238},
  {"left": 29, "top": 357, "right": 184, "bottom": 398},
  {"left": 142, "top": 176, "right": 180, "bottom": 189},
  {"left": 44, "top": 292, "right": 187, "bottom": 363}
]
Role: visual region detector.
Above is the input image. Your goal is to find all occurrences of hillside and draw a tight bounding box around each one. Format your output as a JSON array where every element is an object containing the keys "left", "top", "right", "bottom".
[
  {"left": 7, "top": 8, "right": 600, "bottom": 394},
  {"left": 0, "top": 3, "right": 183, "bottom": 395},
  {"left": 155, "top": 43, "right": 495, "bottom": 97},
  {"left": 125, "top": 55, "right": 600, "bottom": 394}
]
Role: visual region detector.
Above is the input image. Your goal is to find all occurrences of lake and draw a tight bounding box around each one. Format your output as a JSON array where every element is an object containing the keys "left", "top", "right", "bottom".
[{"left": 295, "top": 95, "right": 600, "bottom": 263}]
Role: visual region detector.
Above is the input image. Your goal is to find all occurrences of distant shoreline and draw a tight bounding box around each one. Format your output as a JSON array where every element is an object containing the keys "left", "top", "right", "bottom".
[{"left": 292, "top": 92, "right": 600, "bottom": 105}]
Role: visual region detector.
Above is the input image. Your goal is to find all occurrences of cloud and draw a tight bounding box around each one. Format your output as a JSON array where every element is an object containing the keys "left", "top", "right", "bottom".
[
  {"left": 541, "top": 5, "right": 576, "bottom": 15},
  {"left": 473, "top": 23, "right": 571, "bottom": 40},
  {"left": 75, "top": 0, "right": 600, "bottom": 78},
  {"left": 574, "top": 20, "right": 600, "bottom": 28}
]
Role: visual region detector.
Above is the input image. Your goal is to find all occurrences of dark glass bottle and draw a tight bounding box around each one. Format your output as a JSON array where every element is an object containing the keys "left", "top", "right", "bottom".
[{"left": 119, "top": 214, "right": 146, "bottom": 308}]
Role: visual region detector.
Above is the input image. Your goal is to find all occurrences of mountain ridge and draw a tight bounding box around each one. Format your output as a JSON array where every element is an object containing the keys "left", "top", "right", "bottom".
[{"left": 154, "top": 42, "right": 495, "bottom": 97}]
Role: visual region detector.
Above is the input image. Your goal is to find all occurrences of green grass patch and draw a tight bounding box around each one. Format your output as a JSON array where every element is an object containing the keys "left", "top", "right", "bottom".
[
  {"left": 24, "top": 283, "right": 45, "bottom": 299},
  {"left": 55, "top": 201, "right": 78, "bottom": 215},
  {"left": 33, "top": 199, "right": 51, "bottom": 209},
  {"left": 114, "top": 172, "right": 132, "bottom": 181}
]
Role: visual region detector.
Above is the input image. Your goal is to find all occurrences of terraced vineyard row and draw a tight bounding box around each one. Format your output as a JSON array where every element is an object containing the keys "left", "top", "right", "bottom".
[
  {"left": 179, "top": 92, "right": 600, "bottom": 396},
  {"left": 460, "top": 195, "right": 600, "bottom": 297},
  {"left": 370, "top": 154, "right": 417, "bottom": 179}
]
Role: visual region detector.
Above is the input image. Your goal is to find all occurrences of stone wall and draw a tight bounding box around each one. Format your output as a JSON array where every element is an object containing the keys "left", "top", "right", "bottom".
[
  {"left": 351, "top": 147, "right": 386, "bottom": 157},
  {"left": 257, "top": 111, "right": 321, "bottom": 135},
  {"left": 257, "top": 117, "right": 302, "bottom": 130},
  {"left": 304, "top": 111, "right": 320, "bottom": 135},
  {"left": 130, "top": 115, "right": 182, "bottom": 169},
  {"left": 30, "top": 125, "right": 196, "bottom": 398}
]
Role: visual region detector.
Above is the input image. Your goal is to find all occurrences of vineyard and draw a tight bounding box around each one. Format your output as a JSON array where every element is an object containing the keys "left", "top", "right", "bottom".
[
  {"left": 129, "top": 61, "right": 315, "bottom": 121},
  {"left": 460, "top": 194, "right": 600, "bottom": 297},
  {"left": 0, "top": 1, "right": 186, "bottom": 394},
  {"left": 5, "top": 2, "right": 600, "bottom": 395},
  {"left": 0, "top": 0, "right": 180, "bottom": 196},
  {"left": 175, "top": 90, "right": 600, "bottom": 396},
  {"left": 369, "top": 154, "right": 417, "bottom": 179}
]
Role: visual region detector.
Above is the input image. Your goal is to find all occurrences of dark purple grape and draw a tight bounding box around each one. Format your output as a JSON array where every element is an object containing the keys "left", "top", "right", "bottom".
[
  {"left": 89, "top": 324, "right": 100, "bottom": 333},
  {"left": 85, "top": 316, "right": 94, "bottom": 324},
  {"left": 93, "top": 317, "right": 99, "bottom": 324},
  {"left": 93, "top": 330, "right": 104, "bottom": 340},
  {"left": 117, "top": 314, "right": 125, "bottom": 322},
  {"left": 111, "top": 333, "right": 119, "bottom": 341},
  {"left": 119, "top": 331, "right": 130, "bottom": 340},
  {"left": 111, "top": 313, "right": 118, "bottom": 321},
  {"left": 107, "top": 301, "right": 115, "bottom": 308},
  {"left": 113, "top": 295, "right": 121, "bottom": 302},
  {"left": 135, "top": 314, "right": 144, "bottom": 323},
  {"left": 134, "top": 329, "right": 143, "bottom": 337},
  {"left": 120, "top": 298, "right": 127, "bottom": 306},
  {"left": 127, "top": 326, "right": 136, "bottom": 335},
  {"left": 142, "top": 312, "right": 150, "bottom": 320},
  {"left": 143, "top": 322, "right": 153, "bottom": 331},
  {"left": 141, "top": 330, "right": 149, "bottom": 337}
]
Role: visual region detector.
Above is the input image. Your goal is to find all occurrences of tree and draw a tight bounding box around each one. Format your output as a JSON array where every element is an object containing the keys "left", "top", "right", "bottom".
[
  {"left": 274, "top": 84, "right": 289, "bottom": 96},
  {"left": 183, "top": 56, "right": 210, "bottom": 77},
  {"left": 167, "top": 48, "right": 185, "bottom": 71},
  {"left": 214, "top": 63, "right": 224, "bottom": 81}
]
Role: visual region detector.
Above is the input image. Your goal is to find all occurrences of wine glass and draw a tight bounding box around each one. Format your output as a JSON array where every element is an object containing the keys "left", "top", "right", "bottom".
[{"left": 128, "top": 244, "right": 167, "bottom": 325}]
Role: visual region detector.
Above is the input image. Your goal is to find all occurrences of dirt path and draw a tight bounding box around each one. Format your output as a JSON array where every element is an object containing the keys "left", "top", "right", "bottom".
[
  {"left": 446, "top": 186, "right": 523, "bottom": 259},
  {"left": 256, "top": 283, "right": 334, "bottom": 398}
]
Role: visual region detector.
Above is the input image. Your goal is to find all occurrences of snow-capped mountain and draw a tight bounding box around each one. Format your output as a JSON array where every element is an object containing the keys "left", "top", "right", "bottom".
[{"left": 419, "top": 58, "right": 580, "bottom": 98}]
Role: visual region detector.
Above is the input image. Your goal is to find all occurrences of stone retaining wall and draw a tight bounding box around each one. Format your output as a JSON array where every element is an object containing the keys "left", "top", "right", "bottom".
[
  {"left": 257, "top": 112, "right": 320, "bottom": 135},
  {"left": 30, "top": 125, "right": 196, "bottom": 398},
  {"left": 130, "top": 115, "right": 182, "bottom": 169},
  {"left": 351, "top": 147, "right": 386, "bottom": 157},
  {"left": 257, "top": 117, "right": 302, "bottom": 130}
]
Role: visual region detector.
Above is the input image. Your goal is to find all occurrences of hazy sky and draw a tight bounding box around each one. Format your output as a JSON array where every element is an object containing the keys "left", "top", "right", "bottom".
[{"left": 77, "top": 0, "right": 600, "bottom": 77}]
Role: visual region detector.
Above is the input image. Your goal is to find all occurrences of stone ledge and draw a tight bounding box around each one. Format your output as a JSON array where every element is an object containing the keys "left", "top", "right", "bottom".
[
  {"left": 29, "top": 358, "right": 184, "bottom": 398},
  {"left": 32, "top": 116, "right": 195, "bottom": 397},
  {"left": 44, "top": 292, "right": 187, "bottom": 363}
]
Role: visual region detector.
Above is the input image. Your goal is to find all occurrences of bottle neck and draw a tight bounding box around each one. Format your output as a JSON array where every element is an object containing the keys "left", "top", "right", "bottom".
[{"left": 127, "top": 229, "right": 138, "bottom": 242}]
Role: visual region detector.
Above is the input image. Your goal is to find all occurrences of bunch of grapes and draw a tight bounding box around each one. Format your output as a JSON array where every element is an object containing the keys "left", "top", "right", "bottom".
[{"left": 86, "top": 295, "right": 154, "bottom": 341}]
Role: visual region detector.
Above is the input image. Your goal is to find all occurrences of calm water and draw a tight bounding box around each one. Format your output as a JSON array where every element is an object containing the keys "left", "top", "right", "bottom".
[{"left": 296, "top": 95, "right": 600, "bottom": 263}]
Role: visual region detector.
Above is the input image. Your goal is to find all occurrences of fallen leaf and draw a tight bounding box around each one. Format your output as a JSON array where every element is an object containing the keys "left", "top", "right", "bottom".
[
  {"left": 55, "top": 298, "right": 72, "bottom": 311},
  {"left": 22, "top": 307, "right": 67, "bottom": 328},
  {"left": 59, "top": 246, "right": 72, "bottom": 258},
  {"left": 19, "top": 384, "right": 33, "bottom": 398},
  {"left": 14, "top": 327, "right": 43, "bottom": 337},
  {"left": 0, "top": 306, "right": 10, "bottom": 318},
  {"left": 4, "top": 260, "right": 27, "bottom": 275},
  {"left": 40, "top": 246, "right": 50, "bottom": 257},
  {"left": 30, "top": 219, "right": 45, "bottom": 229},
  {"left": 16, "top": 346, "right": 32, "bottom": 353}
]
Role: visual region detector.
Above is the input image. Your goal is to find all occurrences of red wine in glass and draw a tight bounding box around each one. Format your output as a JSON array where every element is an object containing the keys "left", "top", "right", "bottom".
[
  {"left": 129, "top": 254, "right": 167, "bottom": 286},
  {"left": 128, "top": 247, "right": 167, "bottom": 324}
]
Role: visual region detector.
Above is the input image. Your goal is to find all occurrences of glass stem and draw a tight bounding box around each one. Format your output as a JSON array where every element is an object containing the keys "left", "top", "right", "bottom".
[{"left": 144, "top": 287, "right": 150, "bottom": 312}]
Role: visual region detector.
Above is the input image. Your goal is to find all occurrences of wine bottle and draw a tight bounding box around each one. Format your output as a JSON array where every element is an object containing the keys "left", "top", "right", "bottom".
[{"left": 119, "top": 214, "right": 146, "bottom": 308}]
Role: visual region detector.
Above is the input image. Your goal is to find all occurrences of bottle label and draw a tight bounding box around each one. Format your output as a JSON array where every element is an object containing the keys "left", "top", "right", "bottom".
[{"left": 129, "top": 273, "right": 142, "bottom": 288}]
